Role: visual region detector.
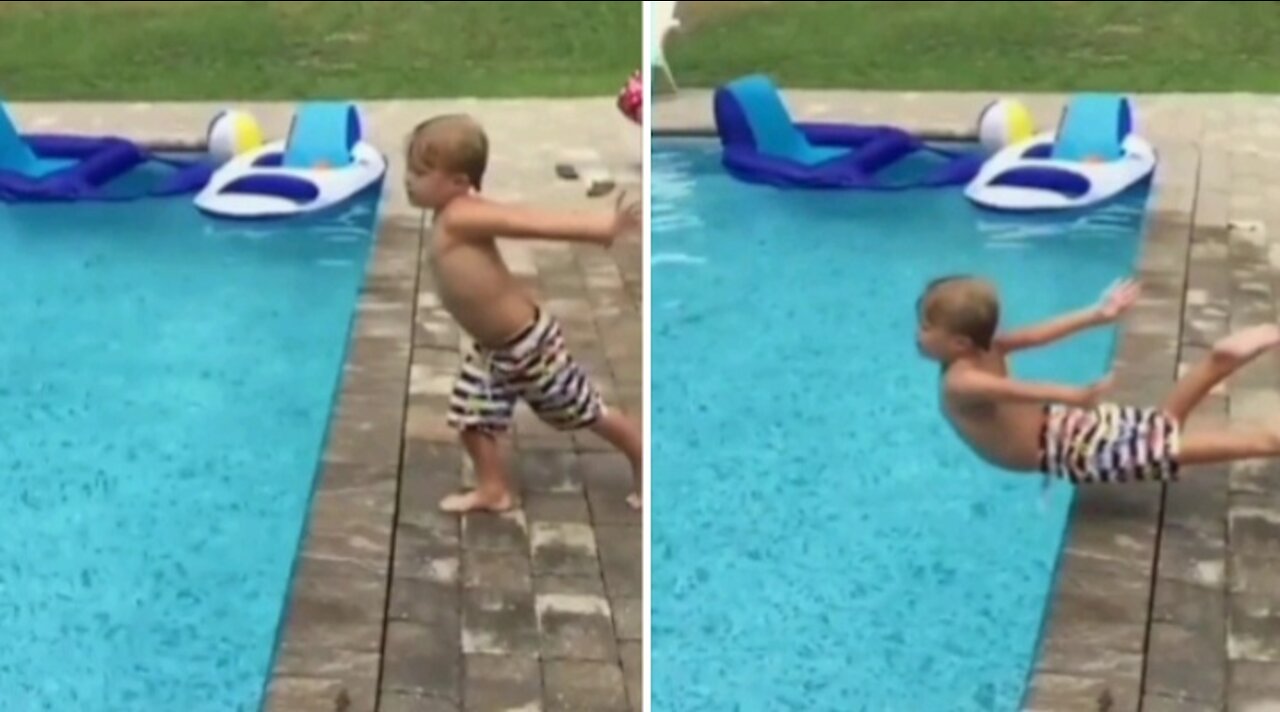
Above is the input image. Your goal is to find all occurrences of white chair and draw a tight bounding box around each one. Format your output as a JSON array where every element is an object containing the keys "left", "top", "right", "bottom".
[{"left": 652, "top": 0, "right": 681, "bottom": 93}]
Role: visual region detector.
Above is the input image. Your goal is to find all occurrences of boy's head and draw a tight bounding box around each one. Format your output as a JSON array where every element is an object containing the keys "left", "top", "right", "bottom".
[
  {"left": 405, "top": 114, "right": 488, "bottom": 209},
  {"left": 915, "top": 275, "right": 1000, "bottom": 361}
]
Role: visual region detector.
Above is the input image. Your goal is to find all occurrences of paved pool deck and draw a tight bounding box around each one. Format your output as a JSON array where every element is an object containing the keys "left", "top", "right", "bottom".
[
  {"left": 7, "top": 99, "right": 643, "bottom": 712},
  {"left": 656, "top": 90, "right": 1280, "bottom": 712}
]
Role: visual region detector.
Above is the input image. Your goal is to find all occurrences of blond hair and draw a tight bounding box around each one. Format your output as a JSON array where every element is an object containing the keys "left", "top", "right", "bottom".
[
  {"left": 918, "top": 275, "right": 1001, "bottom": 350},
  {"left": 407, "top": 114, "right": 489, "bottom": 189}
]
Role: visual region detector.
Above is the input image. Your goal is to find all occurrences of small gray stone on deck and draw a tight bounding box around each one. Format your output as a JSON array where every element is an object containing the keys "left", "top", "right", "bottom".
[
  {"left": 1023, "top": 673, "right": 1139, "bottom": 712},
  {"left": 543, "top": 661, "right": 630, "bottom": 712},
  {"left": 264, "top": 675, "right": 377, "bottom": 712}
]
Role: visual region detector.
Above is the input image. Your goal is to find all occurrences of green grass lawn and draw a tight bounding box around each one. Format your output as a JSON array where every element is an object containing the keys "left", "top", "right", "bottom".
[
  {"left": 667, "top": 1, "right": 1280, "bottom": 92},
  {"left": 0, "top": 1, "right": 640, "bottom": 100}
]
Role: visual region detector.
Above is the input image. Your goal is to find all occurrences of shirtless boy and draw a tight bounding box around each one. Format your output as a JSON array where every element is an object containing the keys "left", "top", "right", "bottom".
[
  {"left": 916, "top": 275, "right": 1280, "bottom": 483},
  {"left": 405, "top": 114, "right": 643, "bottom": 512}
]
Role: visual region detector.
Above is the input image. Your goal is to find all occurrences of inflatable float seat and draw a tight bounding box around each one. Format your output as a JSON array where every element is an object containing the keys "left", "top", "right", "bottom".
[
  {"left": 283, "top": 102, "right": 361, "bottom": 170},
  {"left": 0, "top": 101, "right": 39, "bottom": 175},
  {"left": 720, "top": 75, "right": 845, "bottom": 166},
  {"left": 1051, "top": 93, "right": 1131, "bottom": 163}
]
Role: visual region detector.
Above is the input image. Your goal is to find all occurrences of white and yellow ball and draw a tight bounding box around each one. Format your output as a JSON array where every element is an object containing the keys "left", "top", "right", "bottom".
[
  {"left": 977, "top": 99, "right": 1035, "bottom": 152},
  {"left": 207, "top": 109, "right": 264, "bottom": 163}
]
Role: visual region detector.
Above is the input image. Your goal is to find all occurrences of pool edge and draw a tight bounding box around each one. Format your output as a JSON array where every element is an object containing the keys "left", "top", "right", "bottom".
[{"left": 259, "top": 196, "right": 424, "bottom": 711}]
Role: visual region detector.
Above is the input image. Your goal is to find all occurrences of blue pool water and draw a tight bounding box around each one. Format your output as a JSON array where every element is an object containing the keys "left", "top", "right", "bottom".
[
  {"left": 0, "top": 188, "right": 380, "bottom": 710},
  {"left": 651, "top": 140, "right": 1152, "bottom": 711}
]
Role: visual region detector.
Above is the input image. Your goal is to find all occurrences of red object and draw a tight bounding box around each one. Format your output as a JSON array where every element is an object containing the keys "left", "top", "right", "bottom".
[{"left": 617, "top": 70, "right": 642, "bottom": 125}]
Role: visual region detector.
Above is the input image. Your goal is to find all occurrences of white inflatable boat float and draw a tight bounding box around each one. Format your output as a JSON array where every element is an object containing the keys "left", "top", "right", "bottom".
[
  {"left": 195, "top": 102, "right": 386, "bottom": 219},
  {"left": 965, "top": 95, "right": 1156, "bottom": 212}
]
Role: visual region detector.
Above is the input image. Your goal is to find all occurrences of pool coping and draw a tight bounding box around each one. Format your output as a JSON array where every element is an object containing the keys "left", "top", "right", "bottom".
[{"left": 653, "top": 89, "right": 1218, "bottom": 711}]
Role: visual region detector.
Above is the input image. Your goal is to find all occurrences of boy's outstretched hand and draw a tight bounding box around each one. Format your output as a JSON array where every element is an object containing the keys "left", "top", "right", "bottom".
[{"left": 1098, "top": 278, "right": 1141, "bottom": 320}]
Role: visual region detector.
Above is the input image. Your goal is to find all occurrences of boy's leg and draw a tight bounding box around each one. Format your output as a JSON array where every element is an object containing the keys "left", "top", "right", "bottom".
[
  {"left": 1162, "top": 324, "right": 1280, "bottom": 422},
  {"left": 515, "top": 316, "right": 643, "bottom": 509},
  {"left": 589, "top": 408, "right": 643, "bottom": 510},
  {"left": 440, "top": 429, "right": 516, "bottom": 513},
  {"left": 1179, "top": 425, "right": 1280, "bottom": 466},
  {"left": 441, "top": 350, "right": 519, "bottom": 513}
]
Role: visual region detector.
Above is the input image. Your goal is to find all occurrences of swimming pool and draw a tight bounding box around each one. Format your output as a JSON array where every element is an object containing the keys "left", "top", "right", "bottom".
[
  {"left": 0, "top": 184, "right": 380, "bottom": 710},
  {"left": 650, "top": 140, "right": 1151, "bottom": 711}
]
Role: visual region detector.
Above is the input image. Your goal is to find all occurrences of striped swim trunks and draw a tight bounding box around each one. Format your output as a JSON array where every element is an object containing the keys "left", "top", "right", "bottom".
[
  {"left": 1039, "top": 403, "right": 1181, "bottom": 483},
  {"left": 447, "top": 309, "right": 604, "bottom": 433}
]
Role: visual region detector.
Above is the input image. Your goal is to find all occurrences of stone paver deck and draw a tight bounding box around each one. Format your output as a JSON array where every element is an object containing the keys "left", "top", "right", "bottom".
[
  {"left": 656, "top": 89, "right": 1280, "bottom": 711},
  {"left": 9, "top": 98, "right": 643, "bottom": 712}
]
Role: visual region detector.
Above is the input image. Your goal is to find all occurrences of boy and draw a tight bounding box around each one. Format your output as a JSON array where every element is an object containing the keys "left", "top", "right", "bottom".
[
  {"left": 405, "top": 113, "right": 643, "bottom": 512},
  {"left": 916, "top": 275, "right": 1280, "bottom": 483}
]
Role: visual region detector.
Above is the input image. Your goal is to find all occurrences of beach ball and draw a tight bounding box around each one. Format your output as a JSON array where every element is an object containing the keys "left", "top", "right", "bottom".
[
  {"left": 977, "top": 99, "right": 1035, "bottom": 152},
  {"left": 207, "top": 109, "right": 264, "bottom": 163},
  {"left": 617, "top": 70, "right": 642, "bottom": 125}
]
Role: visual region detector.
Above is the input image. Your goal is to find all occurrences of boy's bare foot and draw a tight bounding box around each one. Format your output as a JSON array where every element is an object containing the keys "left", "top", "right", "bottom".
[
  {"left": 439, "top": 489, "right": 515, "bottom": 514},
  {"left": 1213, "top": 324, "right": 1280, "bottom": 362},
  {"left": 626, "top": 492, "right": 642, "bottom": 511}
]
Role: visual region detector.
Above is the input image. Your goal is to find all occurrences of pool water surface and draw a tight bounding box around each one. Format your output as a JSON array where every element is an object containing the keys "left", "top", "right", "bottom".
[
  {"left": 0, "top": 191, "right": 379, "bottom": 710},
  {"left": 650, "top": 140, "right": 1151, "bottom": 711}
]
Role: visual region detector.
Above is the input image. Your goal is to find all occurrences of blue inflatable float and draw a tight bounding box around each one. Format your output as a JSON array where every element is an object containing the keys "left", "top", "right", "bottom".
[
  {"left": 965, "top": 94, "right": 1157, "bottom": 212},
  {"left": 714, "top": 75, "right": 984, "bottom": 190},
  {"left": 0, "top": 101, "right": 214, "bottom": 202},
  {"left": 194, "top": 101, "right": 387, "bottom": 220}
]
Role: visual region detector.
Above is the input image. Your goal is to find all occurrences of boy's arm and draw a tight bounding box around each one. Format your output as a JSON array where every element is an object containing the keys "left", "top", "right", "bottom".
[
  {"left": 948, "top": 368, "right": 1113, "bottom": 408},
  {"left": 995, "top": 278, "right": 1140, "bottom": 352},
  {"left": 443, "top": 193, "right": 639, "bottom": 246},
  {"left": 994, "top": 305, "right": 1109, "bottom": 352}
]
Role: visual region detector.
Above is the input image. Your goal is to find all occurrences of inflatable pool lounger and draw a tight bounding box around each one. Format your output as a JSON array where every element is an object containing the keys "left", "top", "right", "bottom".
[
  {"left": 714, "top": 74, "right": 984, "bottom": 190},
  {"left": 0, "top": 102, "right": 213, "bottom": 202},
  {"left": 195, "top": 102, "right": 387, "bottom": 219},
  {"left": 965, "top": 94, "right": 1157, "bottom": 212}
]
